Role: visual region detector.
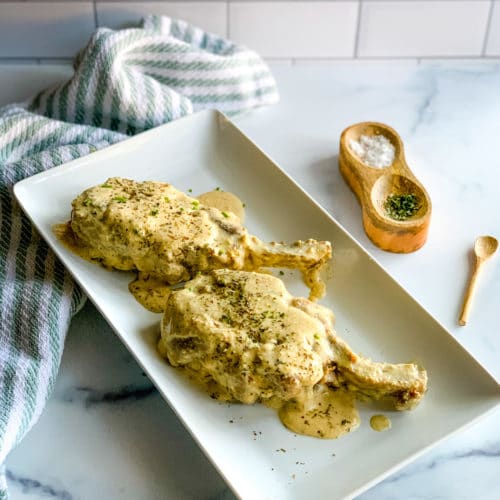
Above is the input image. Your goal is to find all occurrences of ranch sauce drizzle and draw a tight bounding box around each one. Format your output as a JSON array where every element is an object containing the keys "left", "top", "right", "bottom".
[
  {"left": 163, "top": 365, "right": 361, "bottom": 440},
  {"left": 370, "top": 414, "right": 391, "bottom": 432},
  {"left": 53, "top": 222, "right": 99, "bottom": 263},
  {"left": 129, "top": 273, "right": 172, "bottom": 313},
  {"left": 278, "top": 385, "right": 360, "bottom": 439},
  {"left": 197, "top": 190, "right": 245, "bottom": 223},
  {"left": 53, "top": 223, "right": 171, "bottom": 313}
]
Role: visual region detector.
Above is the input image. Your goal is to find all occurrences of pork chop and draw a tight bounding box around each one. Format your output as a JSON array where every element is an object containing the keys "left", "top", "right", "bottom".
[
  {"left": 70, "top": 177, "right": 331, "bottom": 299},
  {"left": 159, "top": 269, "right": 427, "bottom": 410}
]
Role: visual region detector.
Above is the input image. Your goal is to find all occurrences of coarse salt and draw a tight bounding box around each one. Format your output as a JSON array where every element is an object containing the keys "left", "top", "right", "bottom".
[{"left": 349, "top": 134, "right": 395, "bottom": 168}]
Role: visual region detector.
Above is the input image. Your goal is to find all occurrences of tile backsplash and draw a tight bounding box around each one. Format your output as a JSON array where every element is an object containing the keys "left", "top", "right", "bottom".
[
  {"left": 358, "top": 1, "right": 491, "bottom": 58},
  {"left": 0, "top": 0, "right": 498, "bottom": 62}
]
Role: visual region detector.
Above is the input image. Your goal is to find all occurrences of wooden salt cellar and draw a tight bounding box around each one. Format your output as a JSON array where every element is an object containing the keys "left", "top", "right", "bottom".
[{"left": 339, "top": 122, "right": 432, "bottom": 253}]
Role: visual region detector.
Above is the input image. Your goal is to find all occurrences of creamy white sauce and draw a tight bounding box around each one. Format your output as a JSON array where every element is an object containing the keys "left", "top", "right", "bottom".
[
  {"left": 197, "top": 190, "right": 245, "bottom": 222},
  {"left": 53, "top": 222, "right": 107, "bottom": 265},
  {"left": 129, "top": 273, "right": 172, "bottom": 313},
  {"left": 369, "top": 414, "right": 391, "bottom": 432},
  {"left": 278, "top": 385, "right": 360, "bottom": 439}
]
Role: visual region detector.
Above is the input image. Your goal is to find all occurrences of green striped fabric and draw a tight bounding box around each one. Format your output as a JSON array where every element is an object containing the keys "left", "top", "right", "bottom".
[{"left": 0, "top": 15, "right": 278, "bottom": 498}]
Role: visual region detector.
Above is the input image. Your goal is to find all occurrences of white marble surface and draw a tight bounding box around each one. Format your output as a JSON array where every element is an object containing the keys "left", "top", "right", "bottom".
[{"left": 1, "top": 60, "right": 499, "bottom": 499}]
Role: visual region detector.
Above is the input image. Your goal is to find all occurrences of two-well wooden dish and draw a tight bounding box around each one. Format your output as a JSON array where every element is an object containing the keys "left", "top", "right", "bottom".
[{"left": 339, "top": 122, "right": 432, "bottom": 253}]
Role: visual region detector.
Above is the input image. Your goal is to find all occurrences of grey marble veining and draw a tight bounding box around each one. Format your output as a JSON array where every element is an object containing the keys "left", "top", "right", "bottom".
[
  {"left": 61, "top": 383, "right": 157, "bottom": 407},
  {"left": 7, "top": 300, "right": 232, "bottom": 500},
  {"left": 1, "top": 61, "right": 499, "bottom": 499},
  {"left": 5, "top": 470, "right": 72, "bottom": 500}
]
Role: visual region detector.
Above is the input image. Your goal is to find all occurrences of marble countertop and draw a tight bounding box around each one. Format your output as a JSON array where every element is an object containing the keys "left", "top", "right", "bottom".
[{"left": 1, "top": 60, "right": 499, "bottom": 500}]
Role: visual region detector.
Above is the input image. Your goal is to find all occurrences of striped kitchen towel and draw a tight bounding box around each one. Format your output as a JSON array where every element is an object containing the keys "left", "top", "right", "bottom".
[{"left": 0, "top": 15, "right": 278, "bottom": 498}]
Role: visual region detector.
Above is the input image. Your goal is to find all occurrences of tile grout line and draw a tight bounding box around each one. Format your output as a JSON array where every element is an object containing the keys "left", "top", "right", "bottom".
[
  {"left": 5, "top": 56, "right": 499, "bottom": 63},
  {"left": 96, "top": 0, "right": 500, "bottom": 2},
  {"left": 353, "top": 0, "right": 362, "bottom": 59},
  {"left": 93, "top": 0, "right": 99, "bottom": 28},
  {"left": 0, "top": 1, "right": 496, "bottom": 61},
  {"left": 2, "top": 56, "right": 500, "bottom": 67},
  {"left": 281, "top": 55, "right": 499, "bottom": 61},
  {"left": 481, "top": 0, "right": 495, "bottom": 56}
]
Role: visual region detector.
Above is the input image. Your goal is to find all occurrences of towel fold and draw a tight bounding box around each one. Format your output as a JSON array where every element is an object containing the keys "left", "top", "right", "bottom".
[{"left": 0, "top": 15, "right": 278, "bottom": 498}]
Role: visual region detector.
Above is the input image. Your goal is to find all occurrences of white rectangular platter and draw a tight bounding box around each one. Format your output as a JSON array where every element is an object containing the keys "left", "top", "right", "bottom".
[{"left": 14, "top": 110, "right": 499, "bottom": 499}]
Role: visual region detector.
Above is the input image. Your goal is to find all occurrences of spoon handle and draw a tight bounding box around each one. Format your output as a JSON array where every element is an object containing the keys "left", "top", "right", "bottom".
[{"left": 459, "top": 260, "right": 483, "bottom": 326}]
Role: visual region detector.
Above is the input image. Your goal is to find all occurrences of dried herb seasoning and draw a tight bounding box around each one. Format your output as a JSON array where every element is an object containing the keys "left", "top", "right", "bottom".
[{"left": 384, "top": 193, "right": 421, "bottom": 221}]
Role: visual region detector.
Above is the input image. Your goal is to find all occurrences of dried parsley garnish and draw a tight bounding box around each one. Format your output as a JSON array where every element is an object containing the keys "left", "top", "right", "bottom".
[
  {"left": 384, "top": 193, "right": 421, "bottom": 221},
  {"left": 220, "top": 314, "right": 234, "bottom": 325}
]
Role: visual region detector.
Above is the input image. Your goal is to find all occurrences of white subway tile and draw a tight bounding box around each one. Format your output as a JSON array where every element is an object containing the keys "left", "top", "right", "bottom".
[
  {"left": 0, "top": 2, "right": 95, "bottom": 58},
  {"left": 12, "top": 0, "right": 93, "bottom": 2},
  {"left": 229, "top": 2, "right": 358, "bottom": 58},
  {"left": 96, "top": 2, "right": 227, "bottom": 37},
  {"left": 0, "top": 64, "right": 73, "bottom": 106},
  {"left": 358, "top": 1, "right": 490, "bottom": 58},
  {"left": 486, "top": 1, "right": 500, "bottom": 56}
]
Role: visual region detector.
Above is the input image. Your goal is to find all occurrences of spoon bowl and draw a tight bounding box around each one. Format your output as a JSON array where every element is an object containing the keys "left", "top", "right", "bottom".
[
  {"left": 474, "top": 235, "right": 498, "bottom": 260},
  {"left": 459, "top": 235, "right": 498, "bottom": 326}
]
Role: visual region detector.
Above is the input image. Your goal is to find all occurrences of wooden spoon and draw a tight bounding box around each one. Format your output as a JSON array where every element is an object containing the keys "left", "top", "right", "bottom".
[
  {"left": 459, "top": 235, "right": 498, "bottom": 326},
  {"left": 339, "top": 122, "right": 432, "bottom": 253}
]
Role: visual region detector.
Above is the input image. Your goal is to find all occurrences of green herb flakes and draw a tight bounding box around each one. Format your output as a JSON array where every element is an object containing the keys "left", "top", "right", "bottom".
[
  {"left": 220, "top": 314, "right": 233, "bottom": 325},
  {"left": 83, "top": 198, "right": 92, "bottom": 206},
  {"left": 384, "top": 193, "right": 421, "bottom": 221},
  {"left": 101, "top": 184, "right": 113, "bottom": 188},
  {"left": 113, "top": 196, "right": 127, "bottom": 203},
  {"left": 222, "top": 211, "right": 229, "bottom": 218},
  {"left": 150, "top": 209, "right": 158, "bottom": 216}
]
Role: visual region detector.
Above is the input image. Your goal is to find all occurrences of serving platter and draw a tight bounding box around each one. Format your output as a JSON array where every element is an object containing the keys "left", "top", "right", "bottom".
[{"left": 14, "top": 110, "right": 499, "bottom": 499}]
